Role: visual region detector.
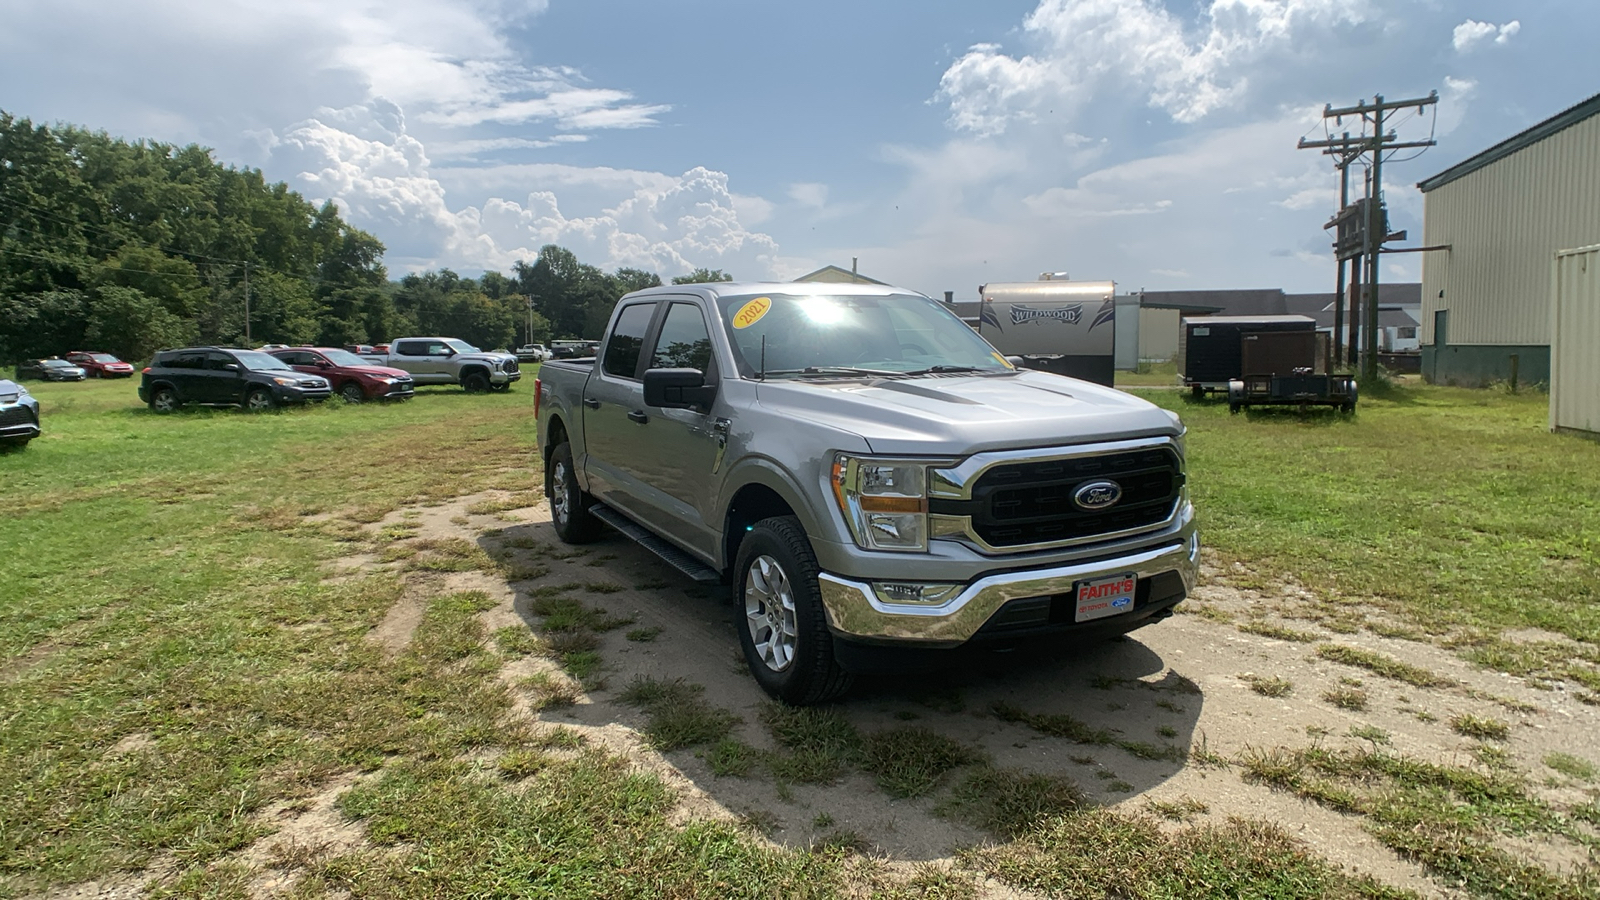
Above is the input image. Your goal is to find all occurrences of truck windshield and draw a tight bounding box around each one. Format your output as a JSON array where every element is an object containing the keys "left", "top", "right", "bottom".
[
  {"left": 716, "top": 292, "right": 1012, "bottom": 378},
  {"left": 445, "top": 339, "right": 480, "bottom": 354}
]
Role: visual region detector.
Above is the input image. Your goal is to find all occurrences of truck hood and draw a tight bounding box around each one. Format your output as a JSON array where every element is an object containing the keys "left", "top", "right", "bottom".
[
  {"left": 754, "top": 371, "right": 1180, "bottom": 456},
  {"left": 458, "top": 352, "right": 515, "bottom": 363}
]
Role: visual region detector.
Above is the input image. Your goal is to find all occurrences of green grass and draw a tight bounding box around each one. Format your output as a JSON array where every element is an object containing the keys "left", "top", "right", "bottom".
[
  {"left": 616, "top": 676, "right": 739, "bottom": 751},
  {"left": 1132, "top": 385, "right": 1600, "bottom": 645}
]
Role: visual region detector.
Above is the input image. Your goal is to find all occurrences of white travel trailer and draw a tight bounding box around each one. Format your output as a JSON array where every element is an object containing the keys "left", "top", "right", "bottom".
[{"left": 978, "top": 278, "right": 1117, "bottom": 386}]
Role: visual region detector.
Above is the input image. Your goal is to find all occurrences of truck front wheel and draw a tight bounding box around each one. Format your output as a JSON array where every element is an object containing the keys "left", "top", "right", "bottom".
[
  {"left": 549, "top": 442, "right": 603, "bottom": 543},
  {"left": 735, "top": 516, "right": 853, "bottom": 705}
]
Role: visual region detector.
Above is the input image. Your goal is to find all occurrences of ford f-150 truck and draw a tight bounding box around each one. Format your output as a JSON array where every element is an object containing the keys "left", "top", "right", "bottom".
[
  {"left": 536, "top": 282, "right": 1197, "bottom": 704},
  {"left": 365, "top": 337, "right": 520, "bottom": 392}
]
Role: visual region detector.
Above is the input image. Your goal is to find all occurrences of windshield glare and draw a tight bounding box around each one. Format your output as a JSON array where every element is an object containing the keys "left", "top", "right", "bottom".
[
  {"left": 445, "top": 339, "right": 479, "bottom": 354},
  {"left": 91, "top": 354, "right": 120, "bottom": 363},
  {"left": 233, "top": 351, "right": 293, "bottom": 371},
  {"left": 44, "top": 359, "right": 72, "bottom": 367},
  {"left": 717, "top": 293, "right": 1010, "bottom": 378},
  {"left": 320, "top": 349, "right": 367, "bottom": 367}
]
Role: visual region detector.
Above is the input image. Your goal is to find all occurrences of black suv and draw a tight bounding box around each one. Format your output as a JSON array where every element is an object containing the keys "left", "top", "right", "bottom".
[{"left": 139, "top": 347, "right": 332, "bottom": 412}]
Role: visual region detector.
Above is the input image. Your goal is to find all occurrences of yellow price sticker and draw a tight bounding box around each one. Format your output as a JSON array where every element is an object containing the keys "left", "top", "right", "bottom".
[{"left": 732, "top": 296, "right": 772, "bottom": 329}]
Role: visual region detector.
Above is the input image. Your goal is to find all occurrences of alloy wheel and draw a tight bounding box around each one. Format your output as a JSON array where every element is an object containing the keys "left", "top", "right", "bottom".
[{"left": 744, "top": 555, "right": 798, "bottom": 672}]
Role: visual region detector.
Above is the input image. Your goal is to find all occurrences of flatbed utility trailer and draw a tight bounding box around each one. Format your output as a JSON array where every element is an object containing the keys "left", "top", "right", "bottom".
[
  {"left": 1226, "top": 329, "right": 1356, "bottom": 413},
  {"left": 1179, "top": 315, "right": 1316, "bottom": 396}
]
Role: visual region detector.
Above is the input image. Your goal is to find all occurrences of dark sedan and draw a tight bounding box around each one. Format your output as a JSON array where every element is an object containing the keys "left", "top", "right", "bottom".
[
  {"left": 0, "top": 379, "right": 41, "bottom": 447},
  {"left": 16, "top": 358, "right": 87, "bottom": 381},
  {"left": 268, "top": 347, "right": 414, "bottom": 402}
]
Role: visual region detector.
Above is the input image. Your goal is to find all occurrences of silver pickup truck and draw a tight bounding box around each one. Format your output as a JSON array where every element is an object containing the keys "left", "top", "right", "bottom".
[
  {"left": 536, "top": 282, "right": 1197, "bottom": 704},
  {"left": 367, "top": 338, "right": 520, "bottom": 392}
]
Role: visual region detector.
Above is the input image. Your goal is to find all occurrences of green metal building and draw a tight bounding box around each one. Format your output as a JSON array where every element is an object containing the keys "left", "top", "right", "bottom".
[{"left": 1419, "top": 92, "right": 1600, "bottom": 387}]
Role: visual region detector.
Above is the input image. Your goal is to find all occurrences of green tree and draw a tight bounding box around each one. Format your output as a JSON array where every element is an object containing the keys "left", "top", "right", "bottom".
[
  {"left": 671, "top": 267, "right": 732, "bottom": 285},
  {"left": 85, "top": 285, "right": 195, "bottom": 362}
]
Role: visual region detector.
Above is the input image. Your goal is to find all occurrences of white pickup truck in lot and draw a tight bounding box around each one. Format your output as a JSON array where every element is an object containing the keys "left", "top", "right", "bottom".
[
  {"left": 366, "top": 337, "right": 520, "bottom": 392},
  {"left": 536, "top": 282, "right": 1198, "bottom": 704}
]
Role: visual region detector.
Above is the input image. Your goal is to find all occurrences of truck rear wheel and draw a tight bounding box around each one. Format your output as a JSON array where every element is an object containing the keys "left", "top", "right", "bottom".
[
  {"left": 735, "top": 516, "right": 853, "bottom": 705},
  {"left": 549, "top": 442, "right": 603, "bottom": 543}
]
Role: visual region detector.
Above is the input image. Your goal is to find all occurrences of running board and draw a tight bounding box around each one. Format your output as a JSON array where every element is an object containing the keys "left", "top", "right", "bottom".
[{"left": 589, "top": 503, "right": 722, "bottom": 583}]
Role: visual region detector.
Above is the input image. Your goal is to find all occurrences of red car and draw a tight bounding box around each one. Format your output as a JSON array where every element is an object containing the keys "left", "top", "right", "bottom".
[
  {"left": 267, "top": 347, "right": 415, "bottom": 402},
  {"left": 65, "top": 351, "right": 136, "bottom": 378}
]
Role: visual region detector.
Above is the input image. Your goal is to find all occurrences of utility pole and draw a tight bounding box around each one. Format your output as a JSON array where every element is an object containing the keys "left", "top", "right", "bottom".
[
  {"left": 243, "top": 261, "right": 251, "bottom": 346},
  {"left": 1299, "top": 91, "right": 1437, "bottom": 382}
]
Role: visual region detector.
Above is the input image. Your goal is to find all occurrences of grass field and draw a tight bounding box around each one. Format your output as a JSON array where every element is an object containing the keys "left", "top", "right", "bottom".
[{"left": 2, "top": 377, "right": 1597, "bottom": 898}]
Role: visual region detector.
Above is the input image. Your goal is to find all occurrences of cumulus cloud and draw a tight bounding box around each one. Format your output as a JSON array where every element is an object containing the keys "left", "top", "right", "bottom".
[
  {"left": 266, "top": 100, "right": 782, "bottom": 278},
  {"left": 936, "top": 0, "right": 1374, "bottom": 134},
  {"left": 1452, "top": 19, "right": 1520, "bottom": 52}
]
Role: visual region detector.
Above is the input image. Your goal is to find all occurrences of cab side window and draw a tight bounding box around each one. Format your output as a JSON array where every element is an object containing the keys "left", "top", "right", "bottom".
[
  {"left": 169, "top": 352, "right": 206, "bottom": 370},
  {"left": 395, "top": 341, "right": 428, "bottom": 357},
  {"left": 650, "top": 303, "right": 713, "bottom": 371},
  {"left": 603, "top": 303, "right": 656, "bottom": 379},
  {"left": 205, "top": 352, "right": 236, "bottom": 371}
]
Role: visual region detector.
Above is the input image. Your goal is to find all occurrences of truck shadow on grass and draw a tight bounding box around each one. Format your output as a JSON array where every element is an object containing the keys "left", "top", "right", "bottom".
[{"left": 477, "top": 516, "right": 1205, "bottom": 860}]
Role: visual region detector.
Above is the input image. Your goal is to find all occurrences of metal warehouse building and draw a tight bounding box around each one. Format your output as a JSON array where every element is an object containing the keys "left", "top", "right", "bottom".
[{"left": 1419, "top": 92, "right": 1600, "bottom": 391}]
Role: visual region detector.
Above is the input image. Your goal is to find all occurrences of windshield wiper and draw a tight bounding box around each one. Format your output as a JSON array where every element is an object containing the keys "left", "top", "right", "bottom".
[
  {"left": 763, "top": 366, "right": 904, "bottom": 378},
  {"left": 900, "top": 364, "right": 995, "bottom": 376}
]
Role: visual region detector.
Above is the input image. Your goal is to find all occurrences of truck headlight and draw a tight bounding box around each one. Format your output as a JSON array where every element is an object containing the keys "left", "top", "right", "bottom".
[{"left": 832, "top": 454, "right": 928, "bottom": 552}]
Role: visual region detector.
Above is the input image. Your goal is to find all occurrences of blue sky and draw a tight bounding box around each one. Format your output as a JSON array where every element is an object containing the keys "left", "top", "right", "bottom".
[{"left": 2, "top": 1, "right": 1595, "bottom": 299}]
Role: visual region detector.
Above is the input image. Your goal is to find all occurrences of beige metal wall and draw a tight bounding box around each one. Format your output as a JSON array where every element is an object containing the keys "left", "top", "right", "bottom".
[
  {"left": 1551, "top": 245, "right": 1600, "bottom": 434},
  {"left": 1421, "top": 113, "right": 1600, "bottom": 345},
  {"left": 1138, "top": 307, "right": 1180, "bottom": 361}
]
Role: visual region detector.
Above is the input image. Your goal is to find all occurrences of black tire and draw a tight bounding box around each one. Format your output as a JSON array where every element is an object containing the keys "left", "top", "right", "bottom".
[
  {"left": 149, "top": 386, "right": 179, "bottom": 414},
  {"left": 1229, "top": 403, "right": 1240, "bottom": 414},
  {"left": 1190, "top": 385, "right": 1204, "bottom": 399},
  {"left": 548, "top": 442, "right": 603, "bottom": 544},
  {"left": 734, "top": 516, "right": 853, "bottom": 705},
  {"left": 462, "top": 371, "right": 490, "bottom": 393},
  {"left": 244, "top": 388, "right": 276, "bottom": 412},
  {"left": 490, "top": 382, "right": 511, "bottom": 393},
  {"left": 340, "top": 382, "right": 365, "bottom": 403}
]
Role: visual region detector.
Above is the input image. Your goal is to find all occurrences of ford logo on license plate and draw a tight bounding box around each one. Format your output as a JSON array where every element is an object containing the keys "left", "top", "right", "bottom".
[{"left": 1072, "top": 479, "right": 1122, "bottom": 511}]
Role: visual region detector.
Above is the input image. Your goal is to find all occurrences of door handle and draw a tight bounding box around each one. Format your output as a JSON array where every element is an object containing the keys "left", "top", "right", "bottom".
[
  {"left": 627, "top": 410, "right": 649, "bottom": 424},
  {"left": 582, "top": 397, "right": 601, "bottom": 409}
]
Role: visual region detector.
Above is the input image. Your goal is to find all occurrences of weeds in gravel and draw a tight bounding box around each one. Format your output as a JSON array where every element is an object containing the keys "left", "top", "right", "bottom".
[
  {"left": 1146, "top": 796, "right": 1210, "bottom": 823},
  {"left": 1238, "top": 621, "right": 1323, "bottom": 643},
  {"left": 625, "top": 626, "right": 662, "bottom": 642},
  {"left": 1238, "top": 743, "right": 1600, "bottom": 897},
  {"left": 861, "top": 727, "right": 986, "bottom": 798},
  {"left": 759, "top": 703, "right": 863, "bottom": 785},
  {"left": 938, "top": 767, "right": 1086, "bottom": 838},
  {"left": 1450, "top": 714, "right": 1511, "bottom": 741},
  {"left": 994, "top": 702, "right": 1184, "bottom": 762},
  {"left": 1544, "top": 753, "right": 1597, "bottom": 781},
  {"left": 1322, "top": 687, "right": 1369, "bottom": 711},
  {"left": 1315, "top": 644, "right": 1452, "bottom": 688},
  {"left": 1244, "top": 674, "right": 1294, "bottom": 697},
  {"left": 616, "top": 677, "right": 739, "bottom": 751}
]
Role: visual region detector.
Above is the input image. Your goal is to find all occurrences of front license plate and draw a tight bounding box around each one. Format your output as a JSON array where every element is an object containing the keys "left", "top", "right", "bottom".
[{"left": 1074, "top": 573, "right": 1137, "bottom": 623}]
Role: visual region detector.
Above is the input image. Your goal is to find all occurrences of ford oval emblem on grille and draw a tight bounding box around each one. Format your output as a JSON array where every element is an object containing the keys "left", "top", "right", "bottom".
[{"left": 1073, "top": 480, "right": 1122, "bottom": 511}]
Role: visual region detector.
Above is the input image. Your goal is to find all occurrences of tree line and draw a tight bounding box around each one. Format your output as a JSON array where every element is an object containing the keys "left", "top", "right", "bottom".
[{"left": 0, "top": 111, "right": 730, "bottom": 364}]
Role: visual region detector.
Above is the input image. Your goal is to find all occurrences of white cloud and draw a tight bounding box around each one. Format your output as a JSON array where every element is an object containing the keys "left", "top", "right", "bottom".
[
  {"left": 788, "top": 183, "right": 830, "bottom": 208},
  {"left": 1452, "top": 19, "right": 1520, "bottom": 52},
  {"left": 266, "top": 100, "right": 782, "bottom": 278},
  {"left": 936, "top": 0, "right": 1374, "bottom": 135}
]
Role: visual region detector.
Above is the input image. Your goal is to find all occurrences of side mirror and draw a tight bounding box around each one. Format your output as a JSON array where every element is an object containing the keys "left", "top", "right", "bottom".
[
  {"left": 224, "top": 363, "right": 241, "bottom": 372},
  {"left": 316, "top": 360, "right": 332, "bottom": 368},
  {"left": 1006, "top": 356, "right": 1025, "bottom": 367},
  {"left": 441, "top": 347, "right": 456, "bottom": 357},
  {"left": 643, "top": 368, "right": 717, "bottom": 411}
]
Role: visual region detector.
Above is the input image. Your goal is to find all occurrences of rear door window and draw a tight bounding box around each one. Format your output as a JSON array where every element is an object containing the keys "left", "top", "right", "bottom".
[
  {"left": 168, "top": 352, "right": 206, "bottom": 370},
  {"left": 395, "top": 341, "right": 430, "bottom": 356},
  {"left": 603, "top": 303, "right": 657, "bottom": 379},
  {"left": 650, "top": 303, "right": 713, "bottom": 371}
]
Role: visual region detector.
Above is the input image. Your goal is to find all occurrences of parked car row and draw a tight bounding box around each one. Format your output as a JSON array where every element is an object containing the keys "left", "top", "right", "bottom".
[{"left": 5, "top": 338, "right": 526, "bottom": 440}]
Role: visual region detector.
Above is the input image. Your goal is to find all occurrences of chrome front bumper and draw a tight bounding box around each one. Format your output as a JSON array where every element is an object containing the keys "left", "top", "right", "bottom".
[{"left": 817, "top": 528, "right": 1199, "bottom": 645}]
